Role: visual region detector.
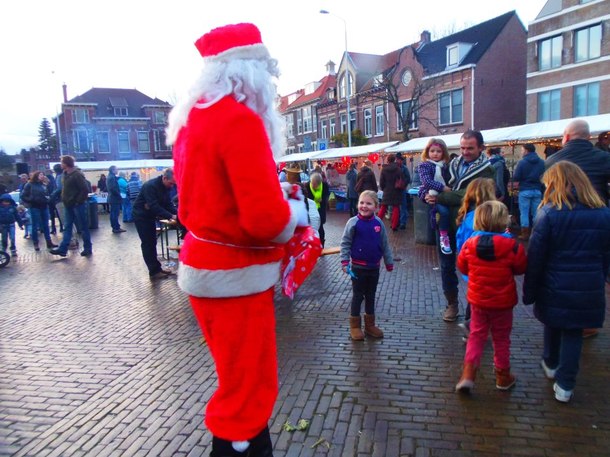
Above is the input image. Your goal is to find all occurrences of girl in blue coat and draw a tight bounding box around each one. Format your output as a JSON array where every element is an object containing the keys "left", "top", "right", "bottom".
[{"left": 523, "top": 161, "right": 610, "bottom": 403}]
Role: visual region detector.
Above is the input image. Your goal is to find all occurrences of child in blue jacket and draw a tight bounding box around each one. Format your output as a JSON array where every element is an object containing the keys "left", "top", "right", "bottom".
[{"left": 0, "top": 194, "right": 23, "bottom": 255}]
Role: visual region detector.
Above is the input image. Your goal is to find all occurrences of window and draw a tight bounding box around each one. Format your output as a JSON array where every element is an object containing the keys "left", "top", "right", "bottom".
[
  {"left": 286, "top": 115, "right": 294, "bottom": 137},
  {"left": 320, "top": 120, "right": 327, "bottom": 139},
  {"left": 97, "top": 132, "right": 110, "bottom": 153},
  {"left": 297, "top": 110, "right": 303, "bottom": 135},
  {"left": 397, "top": 100, "right": 418, "bottom": 131},
  {"left": 349, "top": 110, "right": 355, "bottom": 134},
  {"left": 117, "top": 131, "right": 130, "bottom": 153},
  {"left": 72, "top": 130, "right": 89, "bottom": 152},
  {"left": 137, "top": 131, "right": 150, "bottom": 152},
  {"left": 72, "top": 109, "right": 89, "bottom": 124},
  {"left": 439, "top": 89, "right": 463, "bottom": 125},
  {"left": 339, "top": 72, "right": 354, "bottom": 99},
  {"left": 574, "top": 83, "right": 600, "bottom": 116},
  {"left": 447, "top": 45, "right": 459, "bottom": 66},
  {"left": 114, "top": 107, "right": 128, "bottom": 117},
  {"left": 302, "top": 106, "right": 312, "bottom": 133},
  {"left": 154, "top": 130, "right": 169, "bottom": 151},
  {"left": 537, "top": 89, "right": 561, "bottom": 121},
  {"left": 375, "top": 106, "right": 384, "bottom": 135},
  {"left": 364, "top": 108, "right": 372, "bottom": 137},
  {"left": 340, "top": 113, "right": 347, "bottom": 134},
  {"left": 154, "top": 111, "right": 166, "bottom": 124},
  {"left": 538, "top": 35, "right": 562, "bottom": 70},
  {"left": 329, "top": 118, "right": 336, "bottom": 137},
  {"left": 575, "top": 24, "right": 601, "bottom": 62}
]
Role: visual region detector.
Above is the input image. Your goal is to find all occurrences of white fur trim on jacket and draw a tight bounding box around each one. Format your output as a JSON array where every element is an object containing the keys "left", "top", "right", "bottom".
[
  {"left": 271, "top": 201, "right": 298, "bottom": 244},
  {"left": 178, "top": 261, "right": 281, "bottom": 298}
]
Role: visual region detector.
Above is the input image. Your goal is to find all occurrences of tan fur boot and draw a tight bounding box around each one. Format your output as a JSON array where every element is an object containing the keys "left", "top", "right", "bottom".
[
  {"left": 455, "top": 362, "right": 477, "bottom": 393},
  {"left": 443, "top": 290, "right": 459, "bottom": 322},
  {"left": 495, "top": 368, "right": 516, "bottom": 390},
  {"left": 518, "top": 227, "right": 531, "bottom": 241},
  {"left": 349, "top": 316, "right": 365, "bottom": 341},
  {"left": 364, "top": 314, "right": 384, "bottom": 338}
]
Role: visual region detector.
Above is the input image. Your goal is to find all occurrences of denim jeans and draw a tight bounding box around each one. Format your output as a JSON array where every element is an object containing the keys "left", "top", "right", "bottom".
[
  {"left": 518, "top": 189, "right": 542, "bottom": 228},
  {"left": 30, "top": 206, "right": 51, "bottom": 244},
  {"left": 436, "top": 203, "right": 451, "bottom": 232},
  {"left": 543, "top": 326, "right": 584, "bottom": 391},
  {"left": 399, "top": 191, "right": 409, "bottom": 226},
  {"left": 0, "top": 223, "right": 16, "bottom": 251},
  {"left": 437, "top": 227, "right": 458, "bottom": 293},
  {"left": 349, "top": 198, "right": 358, "bottom": 217},
  {"left": 59, "top": 203, "right": 92, "bottom": 254},
  {"left": 122, "top": 199, "right": 133, "bottom": 222},
  {"left": 109, "top": 202, "right": 121, "bottom": 230}
]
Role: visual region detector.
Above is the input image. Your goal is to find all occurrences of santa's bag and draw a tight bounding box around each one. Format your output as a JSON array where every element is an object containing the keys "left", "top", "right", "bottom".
[{"left": 281, "top": 226, "right": 322, "bottom": 299}]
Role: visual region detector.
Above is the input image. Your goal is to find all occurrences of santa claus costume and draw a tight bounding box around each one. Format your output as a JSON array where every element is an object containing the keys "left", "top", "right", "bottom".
[{"left": 167, "top": 23, "right": 302, "bottom": 457}]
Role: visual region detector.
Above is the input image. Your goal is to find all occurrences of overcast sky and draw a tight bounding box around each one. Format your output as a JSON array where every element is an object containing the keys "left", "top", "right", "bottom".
[{"left": 0, "top": 0, "right": 547, "bottom": 155}]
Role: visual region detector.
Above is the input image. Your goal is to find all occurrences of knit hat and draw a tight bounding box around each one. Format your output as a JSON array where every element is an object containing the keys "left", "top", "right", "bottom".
[{"left": 194, "top": 23, "right": 270, "bottom": 62}]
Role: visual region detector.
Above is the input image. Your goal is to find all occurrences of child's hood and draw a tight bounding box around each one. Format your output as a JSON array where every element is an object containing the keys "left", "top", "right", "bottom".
[
  {"left": 0, "top": 193, "right": 16, "bottom": 206},
  {"left": 470, "top": 231, "right": 517, "bottom": 261}
]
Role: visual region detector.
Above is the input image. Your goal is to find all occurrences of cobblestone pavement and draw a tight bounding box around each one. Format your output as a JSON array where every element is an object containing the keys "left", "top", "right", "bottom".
[{"left": 1, "top": 211, "right": 609, "bottom": 457}]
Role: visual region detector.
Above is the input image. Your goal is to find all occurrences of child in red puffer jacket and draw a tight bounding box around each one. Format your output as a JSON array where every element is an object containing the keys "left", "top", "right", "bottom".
[{"left": 455, "top": 200, "right": 527, "bottom": 394}]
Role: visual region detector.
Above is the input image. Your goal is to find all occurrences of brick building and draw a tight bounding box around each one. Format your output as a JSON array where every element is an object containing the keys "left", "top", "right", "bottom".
[
  {"left": 280, "top": 10, "right": 527, "bottom": 154},
  {"left": 526, "top": 0, "right": 610, "bottom": 122},
  {"left": 55, "top": 86, "right": 173, "bottom": 162}
]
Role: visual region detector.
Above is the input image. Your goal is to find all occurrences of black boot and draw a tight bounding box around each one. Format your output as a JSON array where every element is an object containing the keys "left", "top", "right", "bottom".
[
  {"left": 248, "top": 427, "right": 273, "bottom": 457},
  {"left": 210, "top": 437, "right": 247, "bottom": 457}
]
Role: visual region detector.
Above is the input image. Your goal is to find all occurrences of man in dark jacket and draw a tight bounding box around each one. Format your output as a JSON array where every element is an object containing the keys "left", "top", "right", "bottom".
[
  {"left": 50, "top": 155, "right": 93, "bottom": 257},
  {"left": 513, "top": 143, "right": 545, "bottom": 241},
  {"left": 426, "top": 130, "right": 495, "bottom": 322},
  {"left": 132, "top": 168, "right": 177, "bottom": 279},
  {"left": 106, "top": 165, "right": 125, "bottom": 233},
  {"left": 546, "top": 119, "right": 610, "bottom": 205},
  {"left": 396, "top": 153, "right": 412, "bottom": 230}
]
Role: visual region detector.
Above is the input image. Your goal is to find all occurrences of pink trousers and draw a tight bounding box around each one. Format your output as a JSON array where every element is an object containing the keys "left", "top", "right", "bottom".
[{"left": 464, "top": 306, "right": 513, "bottom": 370}]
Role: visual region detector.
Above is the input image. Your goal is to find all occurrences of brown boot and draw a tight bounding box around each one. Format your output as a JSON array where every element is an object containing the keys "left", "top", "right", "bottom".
[
  {"left": 518, "top": 227, "right": 531, "bottom": 241},
  {"left": 349, "top": 316, "right": 365, "bottom": 341},
  {"left": 364, "top": 314, "right": 384, "bottom": 338},
  {"left": 456, "top": 363, "right": 477, "bottom": 393},
  {"left": 495, "top": 368, "right": 516, "bottom": 390},
  {"left": 443, "top": 290, "right": 459, "bottom": 322}
]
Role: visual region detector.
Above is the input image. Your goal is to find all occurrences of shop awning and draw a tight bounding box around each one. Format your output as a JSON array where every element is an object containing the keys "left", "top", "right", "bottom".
[{"left": 312, "top": 141, "right": 399, "bottom": 160}]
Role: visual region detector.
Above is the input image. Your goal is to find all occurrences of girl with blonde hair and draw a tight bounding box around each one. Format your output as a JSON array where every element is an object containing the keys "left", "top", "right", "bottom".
[
  {"left": 456, "top": 201, "right": 527, "bottom": 394},
  {"left": 523, "top": 161, "right": 610, "bottom": 403}
]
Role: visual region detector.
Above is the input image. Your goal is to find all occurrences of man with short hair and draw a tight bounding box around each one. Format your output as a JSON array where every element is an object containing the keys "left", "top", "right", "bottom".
[
  {"left": 50, "top": 155, "right": 92, "bottom": 257},
  {"left": 132, "top": 168, "right": 177, "bottom": 279},
  {"left": 546, "top": 119, "right": 610, "bottom": 204},
  {"left": 106, "top": 165, "right": 125, "bottom": 233},
  {"left": 426, "top": 129, "right": 495, "bottom": 322}
]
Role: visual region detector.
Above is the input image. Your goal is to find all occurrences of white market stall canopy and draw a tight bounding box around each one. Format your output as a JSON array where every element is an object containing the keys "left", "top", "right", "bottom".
[
  {"left": 386, "top": 113, "right": 610, "bottom": 153},
  {"left": 49, "top": 159, "right": 174, "bottom": 171},
  {"left": 274, "top": 151, "right": 320, "bottom": 163},
  {"left": 312, "top": 141, "right": 398, "bottom": 160}
]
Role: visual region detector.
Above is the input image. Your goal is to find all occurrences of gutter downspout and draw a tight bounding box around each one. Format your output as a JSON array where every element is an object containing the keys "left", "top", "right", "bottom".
[{"left": 471, "top": 67, "right": 475, "bottom": 129}]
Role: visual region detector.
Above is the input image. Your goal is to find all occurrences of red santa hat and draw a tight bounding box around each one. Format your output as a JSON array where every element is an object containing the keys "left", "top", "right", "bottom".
[{"left": 194, "top": 23, "right": 270, "bottom": 62}]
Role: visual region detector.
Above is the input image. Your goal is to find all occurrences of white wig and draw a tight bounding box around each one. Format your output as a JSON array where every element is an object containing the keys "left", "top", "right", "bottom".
[{"left": 166, "top": 56, "right": 286, "bottom": 158}]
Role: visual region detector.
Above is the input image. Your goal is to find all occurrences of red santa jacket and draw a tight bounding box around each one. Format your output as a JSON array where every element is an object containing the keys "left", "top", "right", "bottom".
[
  {"left": 457, "top": 233, "right": 527, "bottom": 310},
  {"left": 173, "top": 96, "right": 295, "bottom": 298}
]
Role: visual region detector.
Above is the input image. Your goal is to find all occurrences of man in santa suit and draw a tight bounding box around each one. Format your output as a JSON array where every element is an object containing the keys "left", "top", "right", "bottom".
[{"left": 167, "top": 23, "right": 305, "bottom": 457}]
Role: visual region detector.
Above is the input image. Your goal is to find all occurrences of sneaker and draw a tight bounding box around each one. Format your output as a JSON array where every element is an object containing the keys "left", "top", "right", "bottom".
[
  {"left": 10, "top": 249, "right": 17, "bottom": 257},
  {"left": 49, "top": 248, "right": 67, "bottom": 257},
  {"left": 440, "top": 234, "right": 452, "bottom": 255},
  {"left": 150, "top": 271, "right": 170, "bottom": 280},
  {"left": 582, "top": 329, "right": 599, "bottom": 339},
  {"left": 458, "top": 321, "right": 470, "bottom": 342},
  {"left": 112, "top": 228, "right": 127, "bottom": 233},
  {"left": 161, "top": 268, "right": 176, "bottom": 276},
  {"left": 553, "top": 382, "right": 573, "bottom": 403},
  {"left": 80, "top": 250, "right": 93, "bottom": 257},
  {"left": 541, "top": 359, "right": 556, "bottom": 380}
]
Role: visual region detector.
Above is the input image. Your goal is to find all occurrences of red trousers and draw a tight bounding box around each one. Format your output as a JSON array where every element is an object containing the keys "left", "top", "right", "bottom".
[
  {"left": 377, "top": 205, "right": 399, "bottom": 230},
  {"left": 464, "top": 306, "right": 513, "bottom": 370},
  {"left": 190, "top": 288, "right": 278, "bottom": 441}
]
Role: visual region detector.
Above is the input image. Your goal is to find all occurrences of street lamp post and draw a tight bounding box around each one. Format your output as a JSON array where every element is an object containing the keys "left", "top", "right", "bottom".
[{"left": 320, "top": 9, "right": 352, "bottom": 148}]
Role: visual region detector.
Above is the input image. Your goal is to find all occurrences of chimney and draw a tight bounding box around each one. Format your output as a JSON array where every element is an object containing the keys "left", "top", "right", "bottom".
[
  {"left": 325, "top": 60, "right": 336, "bottom": 76},
  {"left": 62, "top": 83, "right": 68, "bottom": 103},
  {"left": 420, "top": 30, "right": 431, "bottom": 45}
]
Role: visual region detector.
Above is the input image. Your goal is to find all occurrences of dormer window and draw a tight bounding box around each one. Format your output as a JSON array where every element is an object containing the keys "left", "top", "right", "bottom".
[
  {"left": 446, "top": 42, "right": 473, "bottom": 68},
  {"left": 114, "top": 107, "right": 128, "bottom": 117},
  {"left": 339, "top": 72, "right": 353, "bottom": 99},
  {"left": 373, "top": 74, "right": 384, "bottom": 87}
]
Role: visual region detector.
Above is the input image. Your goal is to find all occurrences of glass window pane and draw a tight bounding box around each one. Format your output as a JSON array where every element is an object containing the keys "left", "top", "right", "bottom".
[
  {"left": 550, "top": 90, "right": 561, "bottom": 120},
  {"left": 574, "top": 86, "right": 587, "bottom": 116},
  {"left": 539, "top": 39, "right": 550, "bottom": 70},
  {"left": 588, "top": 82, "right": 600, "bottom": 115},
  {"left": 551, "top": 36, "right": 562, "bottom": 67},
  {"left": 575, "top": 29, "right": 588, "bottom": 62},
  {"left": 589, "top": 25, "right": 601, "bottom": 59}
]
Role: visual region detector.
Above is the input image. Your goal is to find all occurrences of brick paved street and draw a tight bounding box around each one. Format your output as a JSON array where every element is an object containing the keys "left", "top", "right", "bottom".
[{"left": 1, "top": 211, "right": 609, "bottom": 456}]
